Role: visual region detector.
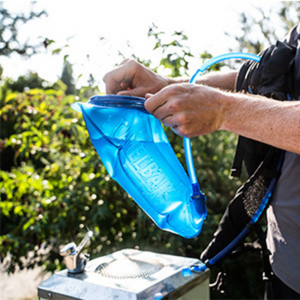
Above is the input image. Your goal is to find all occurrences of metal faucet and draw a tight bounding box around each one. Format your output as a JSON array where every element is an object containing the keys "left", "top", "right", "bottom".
[{"left": 60, "top": 230, "right": 93, "bottom": 274}]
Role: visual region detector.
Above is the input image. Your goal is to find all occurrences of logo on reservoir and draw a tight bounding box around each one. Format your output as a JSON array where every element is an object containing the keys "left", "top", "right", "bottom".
[{"left": 126, "top": 143, "right": 174, "bottom": 198}]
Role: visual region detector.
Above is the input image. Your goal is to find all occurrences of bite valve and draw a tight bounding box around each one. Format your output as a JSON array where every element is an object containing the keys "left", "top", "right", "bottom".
[
  {"left": 60, "top": 230, "right": 93, "bottom": 274},
  {"left": 182, "top": 262, "right": 208, "bottom": 277}
]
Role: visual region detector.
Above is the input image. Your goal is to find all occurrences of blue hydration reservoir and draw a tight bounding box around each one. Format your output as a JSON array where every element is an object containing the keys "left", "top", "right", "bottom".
[
  {"left": 72, "top": 95, "right": 206, "bottom": 238},
  {"left": 72, "top": 52, "right": 261, "bottom": 239}
]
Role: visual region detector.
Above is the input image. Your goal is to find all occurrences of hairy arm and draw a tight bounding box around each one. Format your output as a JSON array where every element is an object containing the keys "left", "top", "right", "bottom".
[
  {"left": 168, "top": 70, "right": 238, "bottom": 92},
  {"left": 220, "top": 92, "right": 300, "bottom": 154},
  {"left": 145, "top": 84, "right": 300, "bottom": 154},
  {"left": 174, "top": 71, "right": 300, "bottom": 153}
]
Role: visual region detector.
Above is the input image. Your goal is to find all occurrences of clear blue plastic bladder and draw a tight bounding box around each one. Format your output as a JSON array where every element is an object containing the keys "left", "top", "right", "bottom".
[
  {"left": 72, "top": 96, "right": 206, "bottom": 238},
  {"left": 72, "top": 52, "right": 260, "bottom": 240}
]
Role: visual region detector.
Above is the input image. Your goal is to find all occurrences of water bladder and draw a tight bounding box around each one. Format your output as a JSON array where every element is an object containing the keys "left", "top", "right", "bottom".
[
  {"left": 72, "top": 52, "right": 261, "bottom": 239},
  {"left": 72, "top": 95, "right": 206, "bottom": 238}
]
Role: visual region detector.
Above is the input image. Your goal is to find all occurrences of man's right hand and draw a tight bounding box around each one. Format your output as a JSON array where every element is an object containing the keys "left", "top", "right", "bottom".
[{"left": 103, "top": 59, "right": 170, "bottom": 97}]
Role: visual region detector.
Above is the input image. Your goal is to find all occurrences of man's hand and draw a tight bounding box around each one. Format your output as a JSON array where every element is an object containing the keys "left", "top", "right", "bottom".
[
  {"left": 103, "top": 59, "right": 169, "bottom": 97},
  {"left": 145, "top": 83, "right": 225, "bottom": 138}
]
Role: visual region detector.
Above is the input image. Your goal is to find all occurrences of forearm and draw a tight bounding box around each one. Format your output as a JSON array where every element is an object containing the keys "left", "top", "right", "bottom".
[
  {"left": 103, "top": 59, "right": 238, "bottom": 96},
  {"left": 220, "top": 91, "right": 300, "bottom": 154},
  {"left": 167, "top": 70, "right": 238, "bottom": 92}
]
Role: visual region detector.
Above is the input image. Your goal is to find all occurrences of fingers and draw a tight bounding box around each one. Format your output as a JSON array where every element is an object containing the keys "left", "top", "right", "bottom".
[
  {"left": 144, "top": 85, "right": 196, "bottom": 137},
  {"left": 145, "top": 92, "right": 176, "bottom": 127},
  {"left": 102, "top": 71, "right": 122, "bottom": 94},
  {"left": 103, "top": 59, "right": 169, "bottom": 97},
  {"left": 144, "top": 92, "right": 167, "bottom": 114},
  {"left": 103, "top": 59, "right": 135, "bottom": 94},
  {"left": 104, "top": 79, "right": 119, "bottom": 95},
  {"left": 145, "top": 86, "right": 180, "bottom": 117},
  {"left": 118, "top": 86, "right": 148, "bottom": 97}
]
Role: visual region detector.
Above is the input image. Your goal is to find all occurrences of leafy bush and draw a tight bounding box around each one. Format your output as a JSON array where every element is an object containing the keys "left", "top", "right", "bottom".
[{"left": 0, "top": 84, "right": 242, "bottom": 272}]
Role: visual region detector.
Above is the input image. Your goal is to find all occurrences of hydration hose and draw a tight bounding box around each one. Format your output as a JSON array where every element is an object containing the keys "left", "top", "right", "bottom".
[
  {"left": 184, "top": 52, "right": 261, "bottom": 198},
  {"left": 182, "top": 52, "right": 261, "bottom": 275}
]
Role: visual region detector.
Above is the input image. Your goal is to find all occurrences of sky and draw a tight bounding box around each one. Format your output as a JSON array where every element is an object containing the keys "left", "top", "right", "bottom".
[{"left": 1, "top": 0, "right": 284, "bottom": 92}]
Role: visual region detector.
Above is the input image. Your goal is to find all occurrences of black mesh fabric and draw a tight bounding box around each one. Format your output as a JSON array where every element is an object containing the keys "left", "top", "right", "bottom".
[
  {"left": 243, "top": 175, "right": 267, "bottom": 218},
  {"left": 201, "top": 148, "right": 282, "bottom": 264}
]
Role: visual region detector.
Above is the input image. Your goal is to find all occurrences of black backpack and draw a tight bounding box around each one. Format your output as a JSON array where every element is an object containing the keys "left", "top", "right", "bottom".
[{"left": 199, "top": 30, "right": 299, "bottom": 294}]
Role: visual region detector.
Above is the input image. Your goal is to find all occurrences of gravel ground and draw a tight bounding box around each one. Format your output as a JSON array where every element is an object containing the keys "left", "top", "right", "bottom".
[{"left": 0, "top": 264, "right": 51, "bottom": 300}]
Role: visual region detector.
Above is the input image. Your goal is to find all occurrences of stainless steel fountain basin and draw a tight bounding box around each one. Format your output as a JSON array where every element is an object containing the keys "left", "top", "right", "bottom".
[{"left": 38, "top": 249, "right": 210, "bottom": 300}]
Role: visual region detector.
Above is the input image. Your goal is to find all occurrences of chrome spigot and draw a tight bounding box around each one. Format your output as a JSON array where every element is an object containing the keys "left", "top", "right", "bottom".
[{"left": 60, "top": 231, "right": 93, "bottom": 274}]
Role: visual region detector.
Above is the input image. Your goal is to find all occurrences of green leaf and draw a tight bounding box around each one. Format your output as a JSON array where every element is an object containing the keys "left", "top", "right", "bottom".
[{"left": 52, "top": 48, "right": 61, "bottom": 55}]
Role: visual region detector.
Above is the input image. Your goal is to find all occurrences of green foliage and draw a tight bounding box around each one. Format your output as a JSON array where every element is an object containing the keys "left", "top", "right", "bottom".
[
  {"left": 4, "top": 72, "right": 49, "bottom": 93},
  {"left": 148, "top": 24, "right": 193, "bottom": 77},
  {"left": 0, "top": 88, "right": 139, "bottom": 273}
]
